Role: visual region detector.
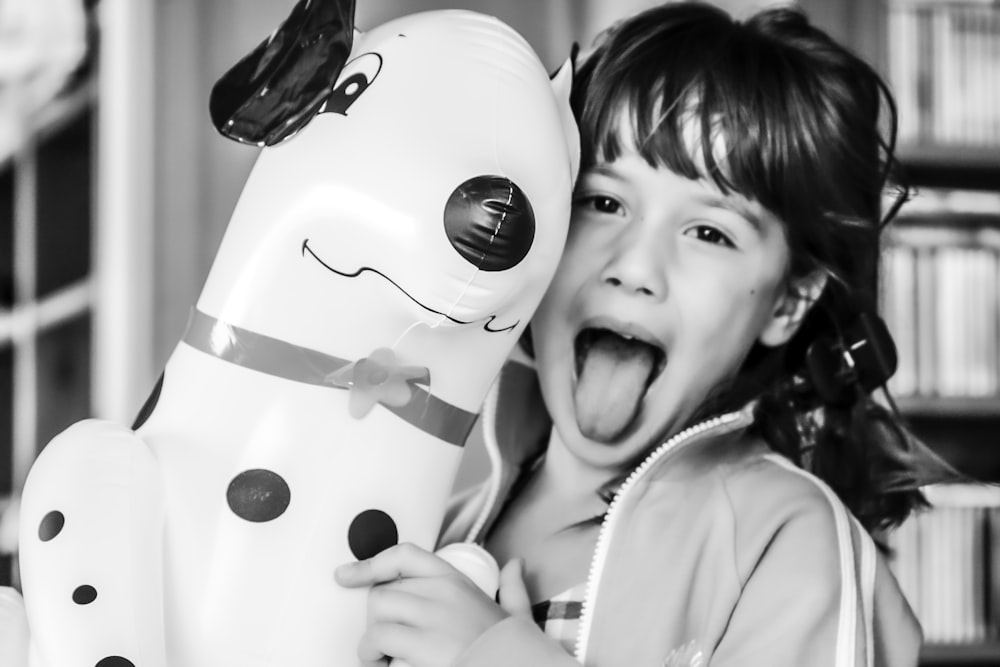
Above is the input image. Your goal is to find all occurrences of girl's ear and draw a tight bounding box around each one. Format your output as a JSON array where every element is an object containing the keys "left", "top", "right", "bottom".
[{"left": 759, "top": 270, "right": 828, "bottom": 348}]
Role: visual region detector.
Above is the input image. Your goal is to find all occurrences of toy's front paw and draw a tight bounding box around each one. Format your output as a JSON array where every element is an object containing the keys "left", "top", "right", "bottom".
[
  {"left": 18, "top": 418, "right": 166, "bottom": 667},
  {"left": 0, "top": 586, "right": 29, "bottom": 667}
]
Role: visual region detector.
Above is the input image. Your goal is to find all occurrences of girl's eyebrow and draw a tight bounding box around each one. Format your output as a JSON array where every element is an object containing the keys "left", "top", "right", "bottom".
[
  {"left": 696, "top": 192, "right": 764, "bottom": 232},
  {"left": 586, "top": 164, "right": 627, "bottom": 181},
  {"left": 584, "top": 164, "right": 768, "bottom": 232}
]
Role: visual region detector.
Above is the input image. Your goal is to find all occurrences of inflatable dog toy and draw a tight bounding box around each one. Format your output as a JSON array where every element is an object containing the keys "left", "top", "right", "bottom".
[{"left": 5, "top": 1, "right": 579, "bottom": 665}]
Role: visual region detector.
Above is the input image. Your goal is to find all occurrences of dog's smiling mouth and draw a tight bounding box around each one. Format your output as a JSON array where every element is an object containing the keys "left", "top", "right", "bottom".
[
  {"left": 300, "top": 239, "right": 518, "bottom": 333},
  {"left": 572, "top": 327, "right": 666, "bottom": 442}
]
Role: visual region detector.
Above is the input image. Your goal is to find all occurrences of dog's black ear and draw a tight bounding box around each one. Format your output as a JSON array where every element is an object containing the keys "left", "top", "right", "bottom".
[
  {"left": 210, "top": 0, "right": 356, "bottom": 147},
  {"left": 548, "top": 42, "right": 578, "bottom": 81}
]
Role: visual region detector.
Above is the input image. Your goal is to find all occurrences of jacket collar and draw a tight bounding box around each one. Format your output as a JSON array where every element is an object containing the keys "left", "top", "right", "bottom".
[{"left": 486, "top": 355, "right": 552, "bottom": 472}]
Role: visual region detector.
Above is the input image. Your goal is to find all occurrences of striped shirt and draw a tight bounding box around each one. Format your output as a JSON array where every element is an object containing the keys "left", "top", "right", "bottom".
[{"left": 531, "top": 583, "right": 586, "bottom": 655}]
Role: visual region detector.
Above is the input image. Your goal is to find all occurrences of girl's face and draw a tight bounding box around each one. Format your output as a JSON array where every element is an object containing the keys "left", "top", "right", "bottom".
[{"left": 530, "top": 147, "right": 809, "bottom": 473}]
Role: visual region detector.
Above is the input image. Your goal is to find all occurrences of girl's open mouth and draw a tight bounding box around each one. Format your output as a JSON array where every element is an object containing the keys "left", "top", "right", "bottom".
[{"left": 572, "top": 327, "right": 666, "bottom": 442}]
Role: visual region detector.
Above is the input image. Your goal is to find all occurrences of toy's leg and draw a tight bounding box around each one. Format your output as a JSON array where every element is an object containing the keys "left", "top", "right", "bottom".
[
  {"left": 0, "top": 586, "right": 29, "bottom": 667},
  {"left": 17, "top": 419, "right": 167, "bottom": 667}
]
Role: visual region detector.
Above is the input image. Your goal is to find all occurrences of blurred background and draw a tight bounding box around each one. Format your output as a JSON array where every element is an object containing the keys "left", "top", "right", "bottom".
[{"left": 1, "top": 0, "right": 998, "bottom": 662}]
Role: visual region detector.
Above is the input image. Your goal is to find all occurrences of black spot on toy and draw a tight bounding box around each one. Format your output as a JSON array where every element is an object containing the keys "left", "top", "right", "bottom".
[
  {"left": 347, "top": 509, "right": 398, "bottom": 560},
  {"left": 38, "top": 510, "right": 65, "bottom": 541},
  {"left": 95, "top": 657, "right": 136, "bottom": 667},
  {"left": 226, "top": 469, "right": 291, "bottom": 522},
  {"left": 73, "top": 585, "right": 98, "bottom": 605}
]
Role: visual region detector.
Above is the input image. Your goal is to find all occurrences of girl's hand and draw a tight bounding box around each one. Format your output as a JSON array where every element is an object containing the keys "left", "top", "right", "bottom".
[{"left": 335, "top": 543, "right": 530, "bottom": 667}]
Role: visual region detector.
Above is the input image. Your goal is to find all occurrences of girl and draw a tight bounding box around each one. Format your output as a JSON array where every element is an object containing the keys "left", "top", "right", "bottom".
[{"left": 336, "top": 3, "right": 960, "bottom": 665}]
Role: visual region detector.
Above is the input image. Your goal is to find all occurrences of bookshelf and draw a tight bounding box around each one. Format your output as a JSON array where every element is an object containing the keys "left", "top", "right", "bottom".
[
  {"left": 922, "top": 644, "right": 1000, "bottom": 666},
  {"left": 800, "top": 0, "right": 1000, "bottom": 663},
  {"left": 901, "top": 146, "right": 1000, "bottom": 191},
  {"left": 858, "top": 0, "right": 1000, "bottom": 664}
]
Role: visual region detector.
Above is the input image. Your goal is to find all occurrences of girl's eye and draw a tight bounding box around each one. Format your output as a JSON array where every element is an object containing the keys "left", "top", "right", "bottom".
[
  {"left": 687, "top": 224, "right": 735, "bottom": 248},
  {"left": 576, "top": 195, "right": 623, "bottom": 215}
]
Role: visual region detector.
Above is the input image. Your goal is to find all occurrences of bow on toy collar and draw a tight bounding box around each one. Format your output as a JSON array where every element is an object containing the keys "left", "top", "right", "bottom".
[{"left": 182, "top": 308, "right": 476, "bottom": 447}]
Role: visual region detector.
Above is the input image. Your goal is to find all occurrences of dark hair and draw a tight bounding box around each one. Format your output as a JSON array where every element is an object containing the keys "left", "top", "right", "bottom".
[{"left": 567, "top": 1, "right": 961, "bottom": 534}]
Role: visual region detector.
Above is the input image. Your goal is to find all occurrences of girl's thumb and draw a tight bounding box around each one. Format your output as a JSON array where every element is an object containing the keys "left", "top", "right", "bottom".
[{"left": 498, "top": 558, "right": 532, "bottom": 617}]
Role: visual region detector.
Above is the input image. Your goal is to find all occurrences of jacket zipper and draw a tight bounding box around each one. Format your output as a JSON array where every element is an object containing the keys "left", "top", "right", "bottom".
[
  {"left": 572, "top": 407, "right": 754, "bottom": 664},
  {"left": 466, "top": 385, "right": 754, "bottom": 663}
]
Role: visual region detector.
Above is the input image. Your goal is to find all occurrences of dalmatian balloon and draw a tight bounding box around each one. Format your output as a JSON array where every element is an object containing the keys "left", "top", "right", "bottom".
[{"left": 5, "top": 0, "right": 579, "bottom": 665}]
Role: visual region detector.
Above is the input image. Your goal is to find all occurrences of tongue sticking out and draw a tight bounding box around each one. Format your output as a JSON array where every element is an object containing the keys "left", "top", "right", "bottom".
[{"left": 574, "top": 331, "right": 660, "bottom": 442}]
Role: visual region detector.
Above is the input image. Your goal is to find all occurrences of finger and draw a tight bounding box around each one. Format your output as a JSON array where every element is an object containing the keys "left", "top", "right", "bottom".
[
  {"left": 336, "top": 542, "right": 453, "bottom": 587},
  {"left": 366, "top": 584, "right": 435, "bottom": 628},
  {"left": 498, "top": 558, "right": 532, "bottom": 618},
  {"left": 357, "top": 622, "right": 424, "bottom": 667},
  {"left": 370, "top": 572, "right": 464, "bottom": 600}
]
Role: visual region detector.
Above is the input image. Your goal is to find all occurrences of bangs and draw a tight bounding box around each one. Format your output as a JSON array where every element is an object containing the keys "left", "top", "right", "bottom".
[
  {"left": 573, "top": 4, "right": 886, "bottom": 257},
  {"left": 580, "top": 49, "right": 723, "bottom": 187}
]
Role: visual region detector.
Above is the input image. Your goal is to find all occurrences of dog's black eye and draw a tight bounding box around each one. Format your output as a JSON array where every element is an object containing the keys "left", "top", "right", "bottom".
[{"left": 443, "top": 176, "right": 535, "bottom": 272}]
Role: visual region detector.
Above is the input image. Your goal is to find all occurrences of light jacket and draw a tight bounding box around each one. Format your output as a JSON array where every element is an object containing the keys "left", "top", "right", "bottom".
[{"left": 439, "top": 359, "right": 922, "bottom": 667}]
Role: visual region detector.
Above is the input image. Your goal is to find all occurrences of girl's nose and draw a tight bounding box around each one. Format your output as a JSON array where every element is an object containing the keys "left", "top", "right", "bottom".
[{"left": 599, "top": 230, "right": 668, "bottom": 299}]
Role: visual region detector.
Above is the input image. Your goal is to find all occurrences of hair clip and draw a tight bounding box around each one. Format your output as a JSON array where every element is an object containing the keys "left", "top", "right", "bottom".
[{"left": 796, "top": 309, "right": 898, "bottom": 408}]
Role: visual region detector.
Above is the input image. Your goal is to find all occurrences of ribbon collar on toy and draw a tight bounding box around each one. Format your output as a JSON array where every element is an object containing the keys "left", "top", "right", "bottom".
[{"left": 182, "top": 308, "right": 475, "bottom": 447}]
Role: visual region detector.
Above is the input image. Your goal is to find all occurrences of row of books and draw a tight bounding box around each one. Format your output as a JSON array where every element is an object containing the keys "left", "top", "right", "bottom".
[
  {"left": 887, "top": 0, "right": 1000, "bottom": 146},
  {"left": 888, "top": 484, "right": 1000, "bottom": 645},
  {"left": 880, "top": 230, "right": 1000, "bottom": 399}
]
